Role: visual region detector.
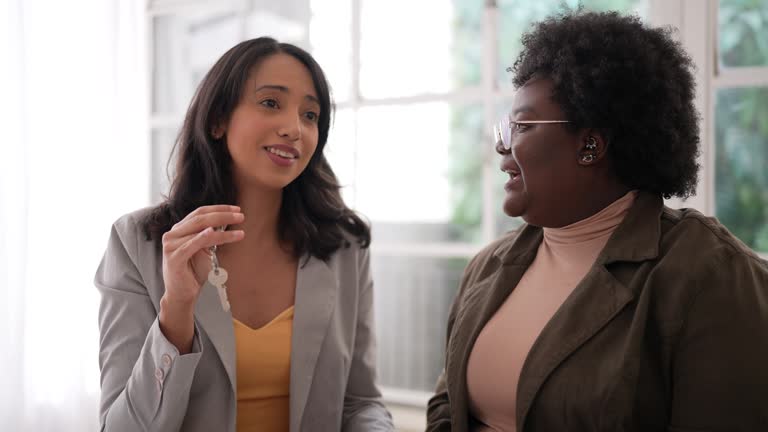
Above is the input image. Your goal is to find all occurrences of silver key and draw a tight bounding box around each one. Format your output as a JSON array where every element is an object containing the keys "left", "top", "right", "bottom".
[
  {"left": 208, "top": 267, "right": 228, "bottom": 285},
  {"left": 208, "top": 268, "right": 230, "bottom": 311}
]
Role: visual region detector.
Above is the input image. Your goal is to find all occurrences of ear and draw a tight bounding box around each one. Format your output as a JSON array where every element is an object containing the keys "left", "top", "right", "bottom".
[{"left": 576, "top": 129, "right": 609, "bottom": 166}]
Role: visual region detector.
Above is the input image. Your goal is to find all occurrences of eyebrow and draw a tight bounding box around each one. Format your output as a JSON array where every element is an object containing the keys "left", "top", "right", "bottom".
[
  {"left": 512, "top": 105, "right": 537, "bottom": 116},
  {"left": 254, "top": 84, "right": 320, "bottom": 106}
]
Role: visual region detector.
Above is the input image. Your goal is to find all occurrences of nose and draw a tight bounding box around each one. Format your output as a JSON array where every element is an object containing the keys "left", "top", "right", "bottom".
[
  {"left": 495, "top": 139, "right": 509, "bottom": 155},
  {"left": 277, "top": 114, "right": 302, "bottom": 142}
]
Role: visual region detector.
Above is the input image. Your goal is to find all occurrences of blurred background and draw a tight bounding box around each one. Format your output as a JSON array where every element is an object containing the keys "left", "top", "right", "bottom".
[{"left": 1, "top": 0, "right": 766, "bottom": 430}]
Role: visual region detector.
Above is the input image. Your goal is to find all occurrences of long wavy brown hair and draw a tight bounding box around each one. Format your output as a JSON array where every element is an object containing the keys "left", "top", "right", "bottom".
[{"left": 141, "top": 37, "right": 370, "bottom": 261}]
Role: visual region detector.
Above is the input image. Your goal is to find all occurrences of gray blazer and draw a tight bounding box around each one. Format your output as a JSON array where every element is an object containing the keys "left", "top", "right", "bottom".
[{"left": 95, "top": 208, "right": 394, "bottom": 432}]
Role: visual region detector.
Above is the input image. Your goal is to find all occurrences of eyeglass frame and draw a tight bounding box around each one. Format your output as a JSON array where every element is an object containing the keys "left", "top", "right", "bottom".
[{"left": 493, "top": 119, "right": 572, "bottom": 150}]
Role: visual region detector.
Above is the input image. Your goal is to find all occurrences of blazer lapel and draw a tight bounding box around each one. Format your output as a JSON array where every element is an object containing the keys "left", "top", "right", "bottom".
[
  {"left": 515, "top": 192, "right": 663, "bottom": 430},
  {"left": 289, "top": 256, "right": 338, "bottom": 432},
  {"left": 447, "top": 226, "right": 542, "bottom": 428},
  {"left": 515, "top": 266, "right": 635, "bottom": 429},
  {"left": 194, "top": 281, "right": 237, "bottom": 393},
  {"left": 448, "top": 263, "right": 530, "bottom": 428}
]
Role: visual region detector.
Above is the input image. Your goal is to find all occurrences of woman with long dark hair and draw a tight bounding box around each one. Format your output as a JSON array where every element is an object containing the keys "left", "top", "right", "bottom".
[{"left": 95, "top": 37, "right": 393, "bottom": 432}]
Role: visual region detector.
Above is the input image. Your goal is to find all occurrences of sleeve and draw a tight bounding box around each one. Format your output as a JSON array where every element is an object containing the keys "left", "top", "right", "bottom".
[
  {"left": 426, "top": 371, "right": 452, "bottom": 432},
  {"left": 95, "top": 217, "right": 204, "bottom": 432},
  {"left": 668, "top": 252, "right": 768, "bottom": 431},
  {"left": 341, "top": 246, "right": 395, "bottom": 432},
  {"left": 425, "top": 296, "right": 459, "bottom": 432}
]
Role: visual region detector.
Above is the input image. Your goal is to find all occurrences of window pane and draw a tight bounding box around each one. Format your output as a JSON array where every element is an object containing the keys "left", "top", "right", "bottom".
[
  {"left": 373, "top": 255, "right": 467, "bottom": 392},
  {"left": 152, "top": 11, "right": 243, "bottom": 115},
  {"left": 355, "top": 102, "right": 483, "bottom": 242},
  {"left": 152, "top": 4, "right": 311, "bottom": 116},
  {"left": 496, "top": 0, "right": 647, "bottom": 88},
  {"left": 715, "top": 87, "right": 768, "bottom": 253},
  {"left": 309, "top": 0, "right": 352, "bottom": 102},
  {"left": 360, "top": 0, "right": 481, "bottom": 99},
  {"left": 243, "top": 1, "right": 310, "bottom": 46},
  {"left": 151, "top": 128, "right": 179, "bottom": 203},
  {"left": 719, "top": 0, "right": 768, "bottom": 67}
]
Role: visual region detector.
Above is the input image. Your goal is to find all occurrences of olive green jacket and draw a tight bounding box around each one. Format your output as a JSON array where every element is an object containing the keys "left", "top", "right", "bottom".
[{"left": 427, "top": 192, "right": 768, "bottom": 432}]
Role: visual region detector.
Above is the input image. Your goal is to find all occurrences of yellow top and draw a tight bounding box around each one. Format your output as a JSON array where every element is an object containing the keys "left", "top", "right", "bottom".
[{"left": 234, "top": 306, "right": 294, "bottom": 432}]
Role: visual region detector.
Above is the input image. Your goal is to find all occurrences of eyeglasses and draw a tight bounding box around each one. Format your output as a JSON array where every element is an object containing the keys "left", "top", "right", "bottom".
[{"left": 493, "top": 118, "right": 571, "bottom": 150}]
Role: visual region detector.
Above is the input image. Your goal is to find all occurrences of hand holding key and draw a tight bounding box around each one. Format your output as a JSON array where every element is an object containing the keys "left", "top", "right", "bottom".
[{"left": 159, "top": 205, "right": 244, "bottom": 353}]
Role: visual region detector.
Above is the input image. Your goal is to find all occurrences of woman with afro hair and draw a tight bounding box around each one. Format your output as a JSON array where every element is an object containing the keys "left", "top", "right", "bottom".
[{"left": 427, "top": 9, "right": 768, "bottom": 432}]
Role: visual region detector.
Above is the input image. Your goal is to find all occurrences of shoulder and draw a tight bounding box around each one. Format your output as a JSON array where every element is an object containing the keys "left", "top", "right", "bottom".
[
  {"left": 112, "top": 207, "right": 155, "bottom": 243},
  {"left": 653, "top": 206, "right": 768, "bottom": 315},
  {"left": 326, "top": 233, "right": 370, "bottom": 276},
  {"left": 105, "top": 206, "right": 162, "bottom": 272},
  {"left": 660, "top": 206, "right": 766, "bottom": 267}
]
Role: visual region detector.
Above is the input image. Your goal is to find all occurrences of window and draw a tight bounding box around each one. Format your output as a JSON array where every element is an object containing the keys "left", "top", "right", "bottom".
[
  {"left": 714, "top": 0, "right": 768, "bottom": 253},
  {"left": 309, "top": 0, "right": 647, "bottom": 405},
  {"left": 148, "top": 0, "right": 311, "bottom": 200},
  {"left": 147, "top": 2, "right": 768, "bottom": 426},
  {"left": 660, "top": 0, "right": 768, "bottom": 256}
]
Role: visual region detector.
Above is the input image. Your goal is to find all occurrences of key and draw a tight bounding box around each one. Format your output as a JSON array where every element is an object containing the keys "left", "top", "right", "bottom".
[{"left": 208, "top": 268, "right": 230, "bottom": 311}]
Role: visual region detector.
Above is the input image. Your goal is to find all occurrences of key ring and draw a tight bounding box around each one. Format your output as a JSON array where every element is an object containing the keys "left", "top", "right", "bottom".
[
  {"left": 207, "top": 226, "right": 230, "bottom": 311},
  {"left": 209, "top": 226, "right": 226, "bottom": 270}
]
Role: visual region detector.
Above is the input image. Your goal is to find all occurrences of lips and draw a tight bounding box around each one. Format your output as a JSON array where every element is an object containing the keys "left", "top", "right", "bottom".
[
  {"left": 501, "top": 160, "right": 521, "bottom": 190},
  {"left": 263, "top": 144, "right": 300, "bottom": 168},
  {"left": 264, "top": 144, "right": 300, "bottom": 159},
  {"left": 500, "top": 161, "right": 520, "bottom": 177}
]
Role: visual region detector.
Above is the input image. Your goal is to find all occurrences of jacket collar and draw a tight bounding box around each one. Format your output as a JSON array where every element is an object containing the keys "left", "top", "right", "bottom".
[
  {"left": 194, "top": 281, "right": 237, "bottom": 392},
  {"left": 596, "top": 191, "right": 663, "bottom": 265},
  {"left": 483, "top": 191, "right": 665, "bottom": 430},
  {"left": 193, "top": 254, "right": 338, "bottom": 432},
  {"left": 288, "top": 255, "right": 338, "bottom": 432},
  {"left": 492, "top": 191, "right": 664, "bottom": 267}
]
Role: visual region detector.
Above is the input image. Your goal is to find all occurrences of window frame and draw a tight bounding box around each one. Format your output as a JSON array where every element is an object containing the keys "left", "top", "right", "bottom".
[
  {"left": 661, "top": 0, "right": 768, "bottom": 259},
  {"left": 145, "top": 1, "right": 768, "bottom": 422}
]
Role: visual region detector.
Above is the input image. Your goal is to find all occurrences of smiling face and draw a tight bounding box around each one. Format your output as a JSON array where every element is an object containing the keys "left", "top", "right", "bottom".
[
  {"left": 498, "top": 78, "right": 590, "bottom": 227},
  {"left": 221, "top": 53, "right": 321, "bottom": 191}
]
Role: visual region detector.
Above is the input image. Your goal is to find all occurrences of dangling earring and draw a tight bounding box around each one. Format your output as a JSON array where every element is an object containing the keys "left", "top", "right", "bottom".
[
  {"left": 585, "top": 136, "right": 597, "bottom": 151},
  {"left": 581, "top": 136, "right": 597, "bottom": 163}
]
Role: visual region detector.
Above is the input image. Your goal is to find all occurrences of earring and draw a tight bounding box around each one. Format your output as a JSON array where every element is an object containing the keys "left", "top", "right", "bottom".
[
  {"left": 582, "top": 154, "right": 595, "bottom": 163},
  {"left": 211, "top": 126, "right": 225, "bottom": 139},
  {"left": 585, "top": 136, "right": 597, "bottom": 150}
]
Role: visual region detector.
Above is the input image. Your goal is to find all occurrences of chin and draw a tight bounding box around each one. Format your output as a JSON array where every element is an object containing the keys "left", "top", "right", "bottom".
[
  {"left": 503, "top": 195, "right": 543, "bottom": 226},
  {"left": 263, "top": 174, "right": 299, "bottom": 190},
  {"left": 502, "top": 190, "right": 526, "bottom": 218},
  {"left": 503, "top": 204, "right": 522, "bottom": 218},
  {"left": 237, "top": 169, "right": 297, "bottom": 191}
]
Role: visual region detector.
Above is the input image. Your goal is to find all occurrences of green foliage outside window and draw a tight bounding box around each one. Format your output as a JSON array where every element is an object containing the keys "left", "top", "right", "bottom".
[
  {"left": 716, "top": 0, "right": 768, "bottom": 252},
  {"left": 719, "top": 0, "right": 768, "bottom": 67},
  {"left": 447, "top": 1, "right": 643, "bottom": 242}
]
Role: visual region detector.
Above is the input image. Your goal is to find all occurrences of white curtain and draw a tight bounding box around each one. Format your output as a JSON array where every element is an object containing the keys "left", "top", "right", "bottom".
[{"left": 0, "top": 0, "right": 149, "bottom": 430}]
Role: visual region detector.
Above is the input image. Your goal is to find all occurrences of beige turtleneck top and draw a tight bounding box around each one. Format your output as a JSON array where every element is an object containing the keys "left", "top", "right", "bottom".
[{"left": 466, "top": 191, "right": 638, "bottom": 432}]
